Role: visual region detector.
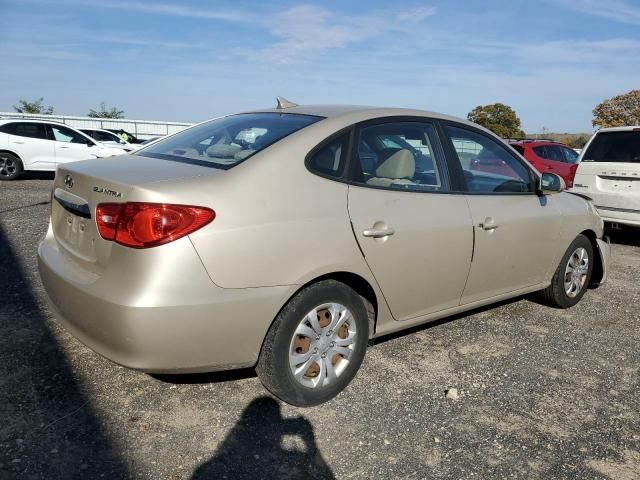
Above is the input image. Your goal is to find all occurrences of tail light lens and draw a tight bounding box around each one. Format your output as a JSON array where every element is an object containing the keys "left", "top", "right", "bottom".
[
  {"left": 567, "top": 164, "right": 579, "bottom": 188},
  {"left": 96, "top": 202, "right": 215, "bottom": 248}
]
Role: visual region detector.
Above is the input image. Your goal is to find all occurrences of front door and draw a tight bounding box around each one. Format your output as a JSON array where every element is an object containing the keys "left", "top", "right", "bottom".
[
  {"left": 443, "top": 124, "right": 563, "bottom": 304},
  {"left": 347, "top": 120, "right": 473, "bottom": 321},
  {"left": 48, "top": 124, "right": 97, "bottom": 165}
]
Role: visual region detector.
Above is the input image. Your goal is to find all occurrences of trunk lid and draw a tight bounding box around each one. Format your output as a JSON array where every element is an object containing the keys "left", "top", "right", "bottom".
[{"left": 51, "top": 155, "right": 220, "bottom": 271}]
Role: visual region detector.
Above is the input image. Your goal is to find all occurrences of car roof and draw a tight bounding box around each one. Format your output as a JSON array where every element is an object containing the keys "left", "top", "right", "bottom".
[
  {"left": 0, "top": 118, "right": 72, "bottom": 128},
  {"left": 244, "top": 104, "right": 481, "bottom": 129},
  {"left": 596, "top": 126, "right": 640, "bottom": 133}
]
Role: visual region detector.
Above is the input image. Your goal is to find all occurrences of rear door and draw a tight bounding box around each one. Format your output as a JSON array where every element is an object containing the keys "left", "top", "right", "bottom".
[
  {"left": 48, "top": 124, "right": 99, "bottom": 165},
  {"left": 573, "top": 130, "right": 640, "bottom": 212},
  {"left": 442, "top": 124, "right": 562, "bottom": 304},
  {"left": 347, "top": 119, "right": 473, "bottom": 321},
  {"left": 5, "top": 122, "right": 55, "bottom": 170}
]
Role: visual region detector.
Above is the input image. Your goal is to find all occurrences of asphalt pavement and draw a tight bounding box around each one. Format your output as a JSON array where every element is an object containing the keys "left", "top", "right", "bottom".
[{"left": 1, "top": 177, "right": 639, "bottom": 479}]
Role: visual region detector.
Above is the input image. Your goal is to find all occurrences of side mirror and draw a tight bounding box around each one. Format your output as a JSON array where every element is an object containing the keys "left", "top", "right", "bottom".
[{"left": 538, "top": 172, "right": 565, "bottom": 195}]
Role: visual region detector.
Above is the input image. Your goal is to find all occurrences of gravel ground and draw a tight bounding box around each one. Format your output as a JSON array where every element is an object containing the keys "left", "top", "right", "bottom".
[{"left": 1, "top": 177, "right": 639, "bottom": 480}]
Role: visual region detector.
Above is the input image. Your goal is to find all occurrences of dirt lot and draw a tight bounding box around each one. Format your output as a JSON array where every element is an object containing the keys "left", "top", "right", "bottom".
[{"left": 1, "top": 177, "right": 639, "bottom": 480}]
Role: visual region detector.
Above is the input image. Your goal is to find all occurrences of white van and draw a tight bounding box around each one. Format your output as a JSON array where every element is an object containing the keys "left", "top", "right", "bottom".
[{"left": 571, "top": 127, "right": 640, "bottom": 227}]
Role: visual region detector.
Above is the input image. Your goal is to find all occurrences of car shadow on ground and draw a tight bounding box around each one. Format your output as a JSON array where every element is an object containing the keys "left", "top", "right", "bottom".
[
  {"left": 606, "top": 225, "right": 640, "bottom": 247},
  {"left": 18, "top": 171, "right": 56, "bottom": 180},
  {"left": 191, "top": 396, "right": 334, "bottom": 480},
  {"left": 0, "top": 221, "right": 128, "bottom": 478}
]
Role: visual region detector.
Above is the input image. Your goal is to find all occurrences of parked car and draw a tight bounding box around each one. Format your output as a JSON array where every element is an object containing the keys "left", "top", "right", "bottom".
[
  {"left": 0, "top": 120, "right": 127, "bottom": 180},
  {"left": 508, "top": 140, "right": 580, "bottom": 188},
  {"left": 38, "top": 102, "right": 609, "bottom": 406},
  {"left": 105, "top": 129, "right": 144, "bottom": 144},
  {"left": 571, "top": 126, "right": 640, "bottom": 227},
  {"left": 80, "top": 128, "right": 137, "bottom": 152}
]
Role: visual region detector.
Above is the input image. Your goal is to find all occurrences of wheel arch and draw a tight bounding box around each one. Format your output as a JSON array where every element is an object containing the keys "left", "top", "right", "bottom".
[
  {"left": 580, "top": 229, "right": 604, "bottom": 287},
  {"left": 0, "top": 149, "right": 23, "bottom": 161}
]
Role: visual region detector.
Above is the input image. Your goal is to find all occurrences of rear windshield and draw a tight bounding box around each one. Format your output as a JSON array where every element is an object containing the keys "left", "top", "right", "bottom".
[
  {"left": 583, "top": 131, "right": 640, "bottom": 163},
  {"left": 137, "top": 113, "right": 323, "bottom": 169}
]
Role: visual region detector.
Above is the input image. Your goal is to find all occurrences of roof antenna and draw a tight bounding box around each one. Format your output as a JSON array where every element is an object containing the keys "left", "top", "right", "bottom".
[{"left": 276, "top": 96, "right": 298, "bottom": 109}]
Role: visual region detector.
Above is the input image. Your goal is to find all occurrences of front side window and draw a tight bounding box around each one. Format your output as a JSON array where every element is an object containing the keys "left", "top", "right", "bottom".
[
  {"left": 5, "top": 122, "right": 48, "bottom": 140},
  {"left": 138, "top": 113, "right": 322, "bottom": 169},
  {"left": 351, "top": 121, "right": 444, "bottom": 192},
  {"left": 583, "top": 131, "right": 640, "bottom": 163},
  {"left": 50, "top": 125, "right": 91, "bottom": 144},
  {"left": 447, "top": 125, "right": 534, "bottom": 193}
]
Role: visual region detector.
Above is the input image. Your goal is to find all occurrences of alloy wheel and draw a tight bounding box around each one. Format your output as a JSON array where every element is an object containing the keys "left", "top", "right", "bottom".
[
  {"left": 289, "top": 303, "right": 357, "bottom": 389},
  {"left": 564, "top": 247, "right": 589, "bottom": 298}
]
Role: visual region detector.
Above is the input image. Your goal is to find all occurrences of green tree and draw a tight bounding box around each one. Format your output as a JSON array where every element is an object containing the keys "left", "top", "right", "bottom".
[
  {"left": 467, "top": 103, "right": 523, "bottom": 138},
  {"left": 592, "top": 89, "right": 640, "bottom": 128},
  {"left": 13, "top": 97, "right": 54, "bottom": 114},
  {"left": 88, "top": 102, "right": 125, "bottom": 119}
]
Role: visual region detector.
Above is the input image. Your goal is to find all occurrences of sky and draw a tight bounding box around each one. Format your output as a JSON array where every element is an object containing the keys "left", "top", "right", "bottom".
[{"left": 0, "top": 0, "right": 639, "bottom": 132}]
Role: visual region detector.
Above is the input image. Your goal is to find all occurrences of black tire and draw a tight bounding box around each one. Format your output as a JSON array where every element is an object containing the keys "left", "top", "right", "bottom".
[
  {"left": 256, "top": 280, "right": 369, "bottom": 407},
  {"left": 0, "top": 152, "right": 23, "bottom": 181},
  {"left": 541, "top": 234, "right": 594, "bottom": 308}
]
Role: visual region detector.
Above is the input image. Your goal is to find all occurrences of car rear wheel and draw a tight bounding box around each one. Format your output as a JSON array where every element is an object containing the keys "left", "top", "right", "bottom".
[
  {"left": 256, "top": 280, "right": 369, "bottom": 407},
  {"left": 0, "top": 152, "right": 23, "bottom": 181},
  {"left": 541, "top": 234, "right": 594, "bottom": 308}
]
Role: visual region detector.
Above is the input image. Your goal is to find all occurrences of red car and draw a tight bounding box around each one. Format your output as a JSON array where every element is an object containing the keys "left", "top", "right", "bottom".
[{"left": 509, "top": 140, "right": 580, "bottom": 188}]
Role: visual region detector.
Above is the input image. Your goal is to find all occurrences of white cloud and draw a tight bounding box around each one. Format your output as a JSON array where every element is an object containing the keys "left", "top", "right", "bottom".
[{"left": 548, "top": 0, "right": 640, "bottom": 25}]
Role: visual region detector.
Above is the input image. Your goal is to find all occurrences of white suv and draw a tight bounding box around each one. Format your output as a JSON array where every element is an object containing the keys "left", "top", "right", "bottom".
[
  {"left": 0, "top": 119, "right": 127, "bottom": 180},
  {"left": 571, "top": 126, "right": 640, "bottom": 227}
]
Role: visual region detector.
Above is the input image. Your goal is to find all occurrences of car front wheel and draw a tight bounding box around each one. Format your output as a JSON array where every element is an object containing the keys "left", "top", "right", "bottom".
[
  {"left": 541, "top": 234, "right": 594, "bottom": 308},
  {"left": 256, "top": 280, "right": 369, "bottom": 407}
]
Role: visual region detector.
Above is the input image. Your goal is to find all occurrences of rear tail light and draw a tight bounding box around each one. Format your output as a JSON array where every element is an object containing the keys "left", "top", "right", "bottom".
[
  {"left": 96, "top": 202, "right": 215, "bottom": 248},
  {"left": 567, "top": 164, "right": 579, "bottom": 188}
]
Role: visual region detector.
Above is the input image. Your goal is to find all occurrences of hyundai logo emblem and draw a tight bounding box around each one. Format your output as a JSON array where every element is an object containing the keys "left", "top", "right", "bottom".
[{"left": 64, "top": 174, "right": 74, "bottom": 189}]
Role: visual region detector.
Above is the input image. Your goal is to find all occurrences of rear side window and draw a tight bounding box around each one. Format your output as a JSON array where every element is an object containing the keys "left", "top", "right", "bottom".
[
  {"left": 2, "top": 122, "right": 48, "bottom": 139},
  {"left": 534, "top": 145, "right": 565, "bottom": 162},
  {"left": 561, "top": 147, "right": 579, "bottom": 164},
  {"left": 138, "top": 113, "right": 322, "bottom": 169},
  {"left": 583, "top": 131, "right": 640, "bottom": 163},
  {"left": 308, "top": 133, "right": 349, "bottom": 178},
  {"left": 351, "top": 121, "right": 446, "bottom": 192}
]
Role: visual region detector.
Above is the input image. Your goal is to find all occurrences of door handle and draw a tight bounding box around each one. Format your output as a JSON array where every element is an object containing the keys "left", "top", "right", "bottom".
[
  {"left": 479, "top": 218, "right": 499, "bottom": 231},
  {"left": 11, "top": 141, "right": 25, "bottom": 144},
  {"left": 363, "top": 227, "right": 395, "bottom": 238},
  {"left": 59, "top": 146, "right": 70, "bottom": 149}
]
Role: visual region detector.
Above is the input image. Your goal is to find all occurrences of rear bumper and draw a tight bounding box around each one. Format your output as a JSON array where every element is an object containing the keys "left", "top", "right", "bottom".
[
  {"left": 596, "top": 206, "right": 640, "bottom": 227},
  {"left": 37, "top": 229, "right": 293, "bottom": 373}
]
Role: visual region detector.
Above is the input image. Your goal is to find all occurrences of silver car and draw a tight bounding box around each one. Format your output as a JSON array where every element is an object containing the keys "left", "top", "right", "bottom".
[{"left": 38, "top": 100, "right": 610, "bottom": 406}]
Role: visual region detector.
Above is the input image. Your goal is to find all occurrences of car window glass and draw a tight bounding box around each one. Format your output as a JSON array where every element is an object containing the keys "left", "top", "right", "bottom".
[
  {"left": 545, "top": 146, "right": 566, "bottom": 162},
  {"left": 447, "top": 125, "right": 534, "bottom": 193},
  {"left": 352, "top": 122, "right": 444, "bottom": 192},
  {"left": 308, "top": 133, "right": 349, "bottom": 178},
  {"left": 6, "top": 122, "right": 48, "bottom": 140},
  {"left": 51, "top": 125, "right": 90, "bottom": 144},
  {"left": 532, "top": 146, "right": 548, "bottom": 159},
  {"left": 138, "top": 113, "right": 321, "bottom": 169},
  {"left": 561, "top": 147, "right": 579, "bottom": 164},
  {"left": 583, "top": 131, "right": 640, "bottom": 163}
]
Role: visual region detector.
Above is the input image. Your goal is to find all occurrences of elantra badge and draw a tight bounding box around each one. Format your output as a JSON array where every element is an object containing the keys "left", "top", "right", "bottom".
[{"left": 93, "top": 186, "right": 123, "bottom": 198}]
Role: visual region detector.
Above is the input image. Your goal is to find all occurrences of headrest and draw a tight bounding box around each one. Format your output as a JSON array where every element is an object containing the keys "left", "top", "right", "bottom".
[{"left": 375, "top": 149, "right": 415, "bottom": 179}]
